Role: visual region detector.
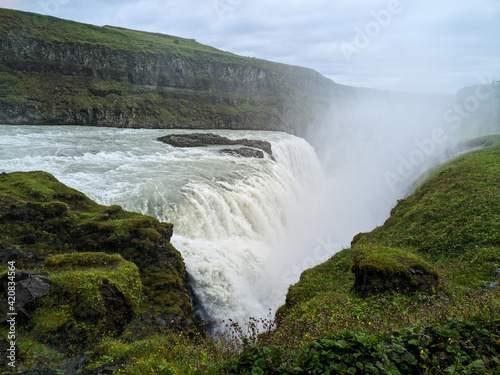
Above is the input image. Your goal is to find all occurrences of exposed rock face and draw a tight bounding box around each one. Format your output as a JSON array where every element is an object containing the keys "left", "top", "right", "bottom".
[
  {"left": 0, "top": 271, "right": 51, "bottom": 321},
  {"left": 220, "top": 147, "right": 265, "bottom": 158},
  {"left": 0, "top": 243, "right": 32, "bottom": 263},
  {"left": 483, "top": 281, "right": 500, "bottom": 290},
  {"left": 351, "top": 247, "right": 439, "bottom": 296},
  {"left": 157, "top": 133, "right": 273, "bottom": 156}
]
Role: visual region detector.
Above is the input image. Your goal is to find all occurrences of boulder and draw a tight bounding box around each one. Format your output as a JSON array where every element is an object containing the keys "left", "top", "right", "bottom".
[
  {"left": 59, "top": 355, "right": 90, "bottom": 374},
  {"left": 0, "top": 242, "right": 32, "bottom": 263},
  {"left": 495, "top": 269, "right": 500, "bottom": 278},
  {"left": 157, "top": 133, "right": 273, "bottom": 156},
  {"left": 220, "top": 147, "right": 265, "bottom": 158},
  {"left": 0, "top": 271, "right": 51, "bottom": 321},
  {"left": 483, "top": 281, "right": 500, "bottom": 290},
  {"left": 351, "top": 247, "right": 439, "bottom": 296}
]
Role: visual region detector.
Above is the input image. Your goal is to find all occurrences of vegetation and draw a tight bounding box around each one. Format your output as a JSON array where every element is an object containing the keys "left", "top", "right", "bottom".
[{"left": 0, "top": 171, "right": 200, "bottom": 373}]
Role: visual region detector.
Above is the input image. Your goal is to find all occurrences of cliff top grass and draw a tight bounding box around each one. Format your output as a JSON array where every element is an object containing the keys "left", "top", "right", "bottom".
[
  {"left": 0, "top": 7, "right": 302, "bottom": 73},
  {"left": 0, "top": 7, "right": 236, "bottom": 60}
]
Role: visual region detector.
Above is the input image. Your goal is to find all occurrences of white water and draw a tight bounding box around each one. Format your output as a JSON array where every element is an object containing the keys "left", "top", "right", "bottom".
[{"left": 0, "top": 125, "right": 329, "bottom": 331}]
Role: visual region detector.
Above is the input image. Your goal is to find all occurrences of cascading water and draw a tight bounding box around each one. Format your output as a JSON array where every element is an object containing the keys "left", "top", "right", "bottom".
[{"left": 0, "top": 125, "right": 329, "bottom": 331}]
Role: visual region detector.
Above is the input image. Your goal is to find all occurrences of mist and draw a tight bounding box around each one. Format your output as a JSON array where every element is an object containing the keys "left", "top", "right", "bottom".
[{"left": 302, "top": 81, "right": 500, "bottom": 253}]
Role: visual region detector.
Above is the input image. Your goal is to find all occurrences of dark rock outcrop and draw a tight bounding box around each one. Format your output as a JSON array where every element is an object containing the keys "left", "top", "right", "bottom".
[
  {"left": 483, "top": 281, "right": 500, "bottom": 290},
  {"left": 157, "top": 133, "right": 273, "bottom": 156},
  {"left": 220, "top": 147, "right": 265, "bottom": 158},
  {"left": 0, "top": 271, "right": 51, "bottom": 322}
]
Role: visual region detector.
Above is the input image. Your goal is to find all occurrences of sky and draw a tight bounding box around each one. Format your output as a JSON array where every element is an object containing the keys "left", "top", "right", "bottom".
[{"left": 2, "top": 0, "right": 500, "bottom": 94}]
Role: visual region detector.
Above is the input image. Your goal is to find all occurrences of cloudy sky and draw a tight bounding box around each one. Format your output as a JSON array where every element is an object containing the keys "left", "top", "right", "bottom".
[{"left": 3, "top": 0, "right": 500, "bottom": 94}]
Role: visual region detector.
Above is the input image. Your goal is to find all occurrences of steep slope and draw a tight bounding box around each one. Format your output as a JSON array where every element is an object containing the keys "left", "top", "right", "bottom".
[
  {"left": 0, "top": 8, "right": 338, "bottom": 133},
  {"left": 279, "top": 135, "right": 500, "bottom": 319}
]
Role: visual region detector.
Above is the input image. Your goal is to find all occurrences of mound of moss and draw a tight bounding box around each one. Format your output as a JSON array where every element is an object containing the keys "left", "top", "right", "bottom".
[
  {"left": 30, "top": 252, "right": 140, "bottom": 354},
  {"left": 0, "top": 171, "right": 201, "bottom": 371},
  {"left": 351, "top": 246, "right": 439, "bottom": 295}
]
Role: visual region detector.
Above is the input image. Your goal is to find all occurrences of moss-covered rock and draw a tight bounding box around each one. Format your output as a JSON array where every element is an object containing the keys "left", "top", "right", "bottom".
[
  {"left": 0, "top": 171, "right": 201, "bottom": 363},
  {"left": 351, "top": 246, "right": 439, "bottom": 295},
  {"left": 30, "top": 252, "right": 139, "bottom": 354}
]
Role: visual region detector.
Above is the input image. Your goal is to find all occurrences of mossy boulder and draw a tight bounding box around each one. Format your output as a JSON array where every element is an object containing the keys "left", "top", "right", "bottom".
[
  {"left": 30, "top": 252, "right": 139, "bottom": 354},
  {"left": 351, "top": 247, "right": 439, "bottom": 295}
]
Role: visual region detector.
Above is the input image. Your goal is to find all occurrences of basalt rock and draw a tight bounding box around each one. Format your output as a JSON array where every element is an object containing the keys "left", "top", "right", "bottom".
[
  {"left": 0, "top": 271, "right": 51, "bottom": 322},
  {"left": 157, "top": 133, "right": 273, "bottom": 156},
  {"left": 220, "top": 147, "right": 265, "bottom": 158}
]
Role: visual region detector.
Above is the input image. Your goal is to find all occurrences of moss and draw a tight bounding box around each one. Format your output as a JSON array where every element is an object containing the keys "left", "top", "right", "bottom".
[
  {"left": 30, "top": 252, "right": 141, "bottom": 353},
  {"left": 351, "top": 246, "right": 439, "bottom": 295},
  {"left": 44, "top": 252, "right": 123, "bottom": 270},
  {"left": 351, "top": 246, "right": 437, "bottom": 277}
]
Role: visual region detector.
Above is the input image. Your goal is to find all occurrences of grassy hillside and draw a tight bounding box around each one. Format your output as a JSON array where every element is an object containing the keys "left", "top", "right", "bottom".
[{"left": 0, "top": 7, "right": 241, "bottom": 61}]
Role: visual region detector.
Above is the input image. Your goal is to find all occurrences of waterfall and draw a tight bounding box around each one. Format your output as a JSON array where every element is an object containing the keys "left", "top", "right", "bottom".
[{"left": 0, "top": 126, "right": 330, "bottom": 331}]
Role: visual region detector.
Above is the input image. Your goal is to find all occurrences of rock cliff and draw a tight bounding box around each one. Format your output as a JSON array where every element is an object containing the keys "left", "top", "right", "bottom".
[{"left": 0, "top": 8, "right": 339, "bottom": 134}]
